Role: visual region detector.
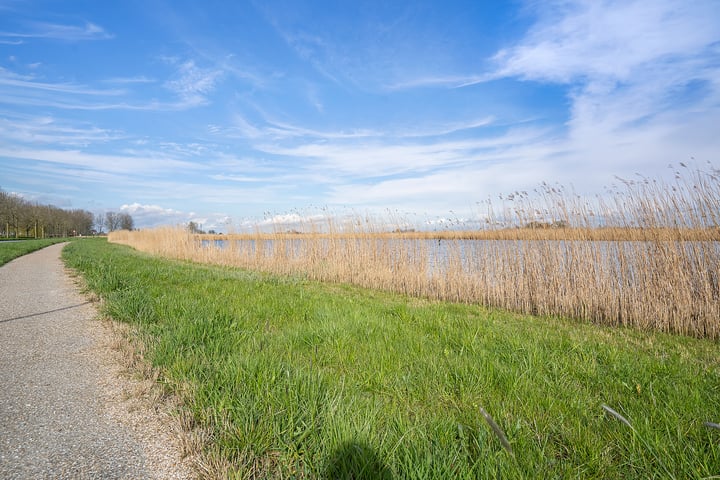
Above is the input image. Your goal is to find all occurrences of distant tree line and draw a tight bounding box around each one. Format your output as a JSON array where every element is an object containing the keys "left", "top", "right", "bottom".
[
  {"left": 186, "top": 221, "right": 218, "bottom": 235},
  {"left": 0, "top": 187, "right": 133, "bottom": 238},
  {"left": 524, "top": 220, "right": 569, "bottom": 229}
]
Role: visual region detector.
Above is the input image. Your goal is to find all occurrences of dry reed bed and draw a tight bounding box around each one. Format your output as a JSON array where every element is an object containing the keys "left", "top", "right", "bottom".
[
  {"left": 110, "top": 166, "right": 720, "bottom": 339},
  {"left": 199, "top": 226, "right": 719, "bottom": 242}
]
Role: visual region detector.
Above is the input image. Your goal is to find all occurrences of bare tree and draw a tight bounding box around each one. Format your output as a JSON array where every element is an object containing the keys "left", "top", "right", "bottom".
[
  {"left": 94, "top": 213, "right": 105, "bottom": 234},
  {"left": 119, "top": 212, "right": 134, "bottom": 231},
  {"left": 187, "top": 221, "right": 203, "bottom": 234},
  {"left": 105, "top": 211, "right": 121, "bottom": 232}
]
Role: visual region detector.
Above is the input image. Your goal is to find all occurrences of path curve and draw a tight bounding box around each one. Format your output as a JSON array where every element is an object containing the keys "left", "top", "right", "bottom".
[{"left": 0, "top": 243, "right": 192, "bottom": 479}]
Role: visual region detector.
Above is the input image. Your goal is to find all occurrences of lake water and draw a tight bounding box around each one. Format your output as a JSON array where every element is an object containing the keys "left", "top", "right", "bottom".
[{"left": 200, "top": 238, "right": 720, "bottom": 282}]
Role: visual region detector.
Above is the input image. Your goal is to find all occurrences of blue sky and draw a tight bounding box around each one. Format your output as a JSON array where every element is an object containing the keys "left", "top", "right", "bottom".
[{"left": 1, "top": 0, "right": 719, "bottom": 231}]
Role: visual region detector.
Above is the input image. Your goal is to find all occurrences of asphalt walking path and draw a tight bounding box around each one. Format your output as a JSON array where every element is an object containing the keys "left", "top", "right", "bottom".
[{"left": 0, "top": 243, "right": 191, "bottom": 479}]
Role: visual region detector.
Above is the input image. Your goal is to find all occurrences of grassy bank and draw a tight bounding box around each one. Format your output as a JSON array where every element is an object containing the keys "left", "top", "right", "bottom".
[
  {"left": 0, "top": 238, "right": 72, "bottom": 266},
  {"left": 63, "top": 238, "right": 720, "bottom": 479}
]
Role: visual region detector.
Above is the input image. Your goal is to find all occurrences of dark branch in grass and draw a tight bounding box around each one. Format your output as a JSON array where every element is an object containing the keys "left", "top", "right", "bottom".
[
  {"left": 479, "top": 406, "right": 513, "bottom": 455},
  {"left": 602, "top": 404, "right": 632, "bottom": 427}
]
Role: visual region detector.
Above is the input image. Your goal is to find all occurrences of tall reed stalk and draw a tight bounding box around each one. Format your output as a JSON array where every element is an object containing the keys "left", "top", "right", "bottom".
[{"left": 110, "top": 165, "right": 720, "bottom": 339}]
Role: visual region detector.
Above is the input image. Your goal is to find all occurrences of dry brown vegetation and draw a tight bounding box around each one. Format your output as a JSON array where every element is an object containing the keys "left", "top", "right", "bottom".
[{"left": 110, "top": 165, "right": 720, "bottom": 339}]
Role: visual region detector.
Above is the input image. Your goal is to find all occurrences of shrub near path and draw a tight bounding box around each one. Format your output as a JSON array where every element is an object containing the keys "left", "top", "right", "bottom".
[{"left": 63, "top": 239, "right": 720, "bottom": 479}]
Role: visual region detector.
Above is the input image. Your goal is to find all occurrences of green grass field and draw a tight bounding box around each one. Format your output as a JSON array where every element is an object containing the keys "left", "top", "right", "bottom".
[
  {"left": 62, "top": 238, "right": 720, "bottom": 479},
  {"left": 0, "top": 238, "right": 72, "bottom": 266}
]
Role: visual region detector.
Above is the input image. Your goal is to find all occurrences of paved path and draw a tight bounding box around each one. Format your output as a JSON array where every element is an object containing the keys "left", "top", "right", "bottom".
[{"left": 0, "top": 243, "right": 191, "bottom": 479}]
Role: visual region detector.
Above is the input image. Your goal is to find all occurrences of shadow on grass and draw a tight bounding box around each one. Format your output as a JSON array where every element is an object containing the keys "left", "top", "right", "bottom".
[{"left": 323, "top": 440, "right": 393, "bottom": 480}]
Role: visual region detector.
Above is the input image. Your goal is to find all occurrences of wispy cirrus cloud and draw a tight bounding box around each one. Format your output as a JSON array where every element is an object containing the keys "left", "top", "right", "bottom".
[
  {"left": 391, "top": 1, "right": 719, "bottom": 96},
  {"left": 226, "top": 114, "right": 379, "bottom": 140},
  {"left": 213, "top": 112, "right": 494, "bottom": 142},
  {"left": 0, "top": 63, "right": 219, "bottom": 111},
  {"left": 0, "top": 113, "right": 123, "bottom": 146},
  {"left": 103, "top": 75, "right": 156, "bottom": 85},
  {"left": 0, "top": 94, "right": 216, "bottom": 111},
  {"left": 489, "top": 0, "right": 720, "bottom": 122},
  {"left": 252, "top": 126, "right": 551, "bottom": 183},
  {"left": 0, "top": 20, "right": 113, "bottom": 42},
  {"left": 371, "top": 1, "right": 708, "bottom": 194},
  {"left": 324, "top": 160, "right": 552, "bottom": 212},
  {"left": 164, "top": 59, "right": 224, "bottom": 106},
  {"left": 0, "top": 66, "right": 144, "bottom": 111},
  {"left": 492, "top": 0, "right": 719, "bottom": 84},
  {"left": 0, "top": 145, "right": 205, "bottom": 176},
  {"left": 385, "top": 73, "right": 495, "bottom": 90},
  {"left": 0, "top": 67, "right": 125, "bottom": 95},
  {"left": 209, "top": 173, "right": 266, "bottom": 183}
]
